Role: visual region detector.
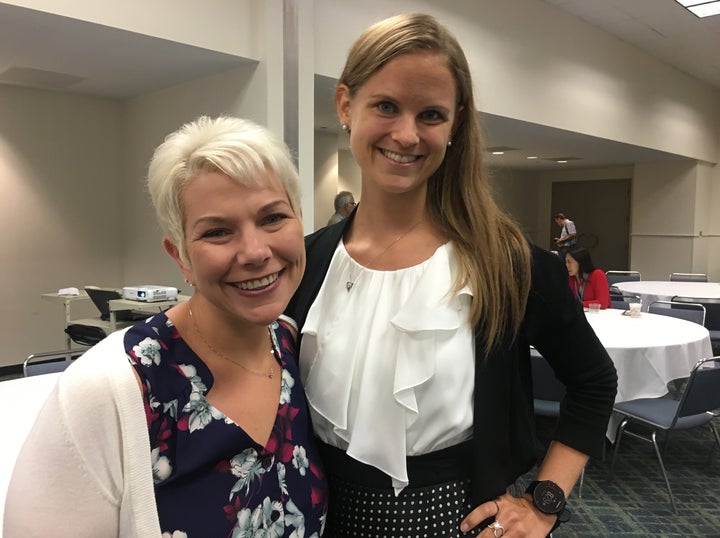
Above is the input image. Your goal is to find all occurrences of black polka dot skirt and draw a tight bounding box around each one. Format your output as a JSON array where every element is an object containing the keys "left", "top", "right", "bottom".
[{"left": 325, "top": 477, "right": 480, "bottom": 537}]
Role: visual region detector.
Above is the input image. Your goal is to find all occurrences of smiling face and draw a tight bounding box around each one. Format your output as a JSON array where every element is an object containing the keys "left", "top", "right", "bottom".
[
  {"left": 336, "top": 50, "right": 457, "bottom": 196},
  {"left": 164, "top": 169, "right": 305, "bottom": 327}
]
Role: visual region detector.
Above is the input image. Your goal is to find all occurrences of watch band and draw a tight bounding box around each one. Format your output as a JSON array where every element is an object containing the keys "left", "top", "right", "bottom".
[
  {"left": 525, "top": 479, "right": 567, "bottom": 514},
  {"left": 525, "top": 480, "right": 571, "bottom": 535}
]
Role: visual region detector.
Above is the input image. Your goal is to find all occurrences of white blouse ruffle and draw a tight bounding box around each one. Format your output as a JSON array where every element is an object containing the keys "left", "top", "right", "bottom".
[{"left": 299, "top": 241, "right": 475, "bottom": 493}]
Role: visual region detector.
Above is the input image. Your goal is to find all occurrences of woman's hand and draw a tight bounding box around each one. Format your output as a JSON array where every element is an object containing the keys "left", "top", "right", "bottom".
[{"left": 460, "top": 493, "right": 556, "bottom": 537}]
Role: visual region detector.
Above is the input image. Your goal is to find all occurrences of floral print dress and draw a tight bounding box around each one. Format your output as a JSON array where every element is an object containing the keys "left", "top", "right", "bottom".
[{"left": 127, "top": 312, "right": 327, "bottom": 537}]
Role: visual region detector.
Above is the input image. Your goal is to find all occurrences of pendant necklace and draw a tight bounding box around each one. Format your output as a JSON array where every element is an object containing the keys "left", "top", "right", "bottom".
[
  {"left": 188, "top": 306, "right": 278, "bottom": 379},
  {"left": 345, "top": 219, "right": 423, "bottom": 291}
]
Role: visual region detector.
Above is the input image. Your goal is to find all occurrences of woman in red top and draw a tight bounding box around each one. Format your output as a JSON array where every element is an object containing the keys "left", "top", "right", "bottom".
[{"left": 565, "top": 247, "right": 611, "bottom": 309}]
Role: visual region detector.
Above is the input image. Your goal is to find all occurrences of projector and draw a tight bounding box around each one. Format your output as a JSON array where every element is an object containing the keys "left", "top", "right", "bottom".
[{"left": 123, "top": 285, "right": 179, "bottom": 302}]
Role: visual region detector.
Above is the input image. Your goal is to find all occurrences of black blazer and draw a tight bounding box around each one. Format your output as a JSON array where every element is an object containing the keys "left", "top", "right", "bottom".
[{"left": 286, "top": 214, "right": 617, "bottom": 505}]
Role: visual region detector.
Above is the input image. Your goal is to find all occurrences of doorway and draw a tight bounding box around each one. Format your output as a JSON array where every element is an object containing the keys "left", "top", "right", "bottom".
[{"left": 550, "top": 178, "right": 631, "bottom": 271}]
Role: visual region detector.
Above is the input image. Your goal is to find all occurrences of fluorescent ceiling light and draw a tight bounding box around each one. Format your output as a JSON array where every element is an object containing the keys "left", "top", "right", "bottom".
[
  {"left": 526, "top": 156, "right": 538, "bottom": 160},
  {"left": 492, "top": 151, "right": 505, "bottom": 155},
  {"left": 674, "top": 0, "right": 720, "bottom": 17}
]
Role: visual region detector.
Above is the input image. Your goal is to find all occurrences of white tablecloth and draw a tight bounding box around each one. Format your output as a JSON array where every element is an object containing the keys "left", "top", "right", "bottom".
[
  {"left": 615, "top": 281, "right": 720, "bottom": 310},
  {"left": 585, "top": 308, "right": 713, "bottom": 403},
  {"left": 0, "top": 373, "right": 60, "bottom": 534}
]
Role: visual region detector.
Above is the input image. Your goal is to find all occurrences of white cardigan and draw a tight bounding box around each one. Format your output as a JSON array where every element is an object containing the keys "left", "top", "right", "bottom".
[{"left": 3, "top": 329, "right": 161, "bottom": 537}]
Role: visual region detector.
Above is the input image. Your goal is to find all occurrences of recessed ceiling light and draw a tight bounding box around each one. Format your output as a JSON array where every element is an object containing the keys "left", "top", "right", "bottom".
[
  {"left": 674, "top": 0, "right": 720, "bottom": 17},
  {"left": 544, "top": 156, "right": 581, "bottom": 163},
  {"left": 486, "top": 146, "right": 518, "bottom": 153}
]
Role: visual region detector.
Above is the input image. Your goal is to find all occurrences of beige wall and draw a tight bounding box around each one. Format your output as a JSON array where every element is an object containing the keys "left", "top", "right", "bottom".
[
  {"left": 314, "top": 130, "right": 340, "bottom": 231},
  {"left": 313, "top": 0, "right": 720, "bottom": 163},
  {"left": 120, "top": 64, "right": 267, "bottom": 290},
  {"left": 2, "top": 0, "right": 258, "bottom": 57},
  {"left": 632, "top": 161, "right": 720, "bottom": 280},
  {"left": 0, "top": 86, "right": 124, "bottom": 360},
  {"left": 2, "top": 0, "right": 720, "bottom": 367}
]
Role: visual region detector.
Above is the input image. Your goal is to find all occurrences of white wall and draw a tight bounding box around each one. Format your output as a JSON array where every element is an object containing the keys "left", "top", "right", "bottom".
[
  {"left": 0, "top": 2, "right": 275, "bottom": 367},
  {"left": 120, "top": 64, "right": 266, "bottom": 291},
  {"left": 314, "top": 130, "right": 340, "bottom": 231},
  {"left": 338, "top": 149, "right": 362, "bottom": 205},
  {"left": 0, "top": 85, "right": 124, "bottom": 362},
  {"left": 3, "top": 0, "right": 720, "bottom": 367},
  {"left": 2, "top": 0, "right": 258, "bottom": 57},
  {"left": 312, "top": 0, "right": 720, "bottom": 163},
  {"left": 631, "top": 161, "right": 720, "bottom": 280},
  {"left": 310, "top": 0, "right": 720, "bottom": 284}
]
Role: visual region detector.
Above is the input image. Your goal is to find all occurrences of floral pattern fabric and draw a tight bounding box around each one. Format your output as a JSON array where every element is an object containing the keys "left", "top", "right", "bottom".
[{"left": 127, "top": 313, "right": 327, "bottom": 537}]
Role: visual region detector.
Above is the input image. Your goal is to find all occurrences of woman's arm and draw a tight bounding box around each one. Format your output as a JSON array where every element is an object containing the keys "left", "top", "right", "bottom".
[
  {"left": 4, "top": 334, "right": 157, "bottom": 537},
  {"left": 4, "top": 374, "right": 124, "bottom": 537},
  {"left": 584, "top": 269, "right": 611, "bottom": 309}
]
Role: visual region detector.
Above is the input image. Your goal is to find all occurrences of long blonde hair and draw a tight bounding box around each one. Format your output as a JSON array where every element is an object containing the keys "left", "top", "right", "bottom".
[{"left": 339, "top": 13, "right": 532, "bottom": 353}]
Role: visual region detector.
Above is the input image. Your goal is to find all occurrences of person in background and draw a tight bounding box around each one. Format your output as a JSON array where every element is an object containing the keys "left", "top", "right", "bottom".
[
  {"left": 553, "top": 212, "right": 577, "bottom": 257},
  {"left": 565, "top": 247, "right": 611, "bottom": 309},
  {"left": 4, "top": 116, "right": 327, "bottom": 537},
  {"left": 327, "top": 190, "right": 356, "bottom": 226},
  {"left": 287, "top": 13, "right": 616, "bottom": 538}
]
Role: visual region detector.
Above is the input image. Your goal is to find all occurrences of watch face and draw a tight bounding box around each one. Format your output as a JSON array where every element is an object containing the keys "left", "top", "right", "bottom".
[{"left": 533, "top": 481, "right": 566, "bottom": 514}]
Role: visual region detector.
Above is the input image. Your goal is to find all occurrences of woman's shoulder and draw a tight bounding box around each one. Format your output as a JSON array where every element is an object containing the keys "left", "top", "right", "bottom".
[{"left": 54, "top": 328, "right": 140, "bottom": 419}]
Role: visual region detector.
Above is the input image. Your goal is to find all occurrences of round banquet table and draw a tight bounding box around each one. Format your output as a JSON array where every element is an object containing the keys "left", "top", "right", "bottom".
[
  {"left": 584, "top": 308, "right": 713, "bottom": 403},
  {"left": 614, "top": 281, "right": 720, "bottom": 310}
]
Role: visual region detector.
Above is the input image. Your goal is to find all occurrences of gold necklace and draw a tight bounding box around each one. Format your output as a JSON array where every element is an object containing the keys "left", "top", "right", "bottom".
[
  {"left": 345, "top": 219, "right": 423, "bottom": 291},
  {"left": 188, "top": 307, "right": 277, "bottom": 379}
]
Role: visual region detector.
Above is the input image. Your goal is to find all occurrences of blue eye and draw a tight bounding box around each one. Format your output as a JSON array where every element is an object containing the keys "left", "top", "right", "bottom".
[
  {"left": 201, "top": 229, "right": 228, "bottom": 239},
  {"left": 377, "top": 101, "right": 396, "bottom": 114},
  {"left": 264, "top": 213, "right": 289, "bottom": 226},
  {"left": 421, "top": 110, "right": 445, "bottom": 122}
]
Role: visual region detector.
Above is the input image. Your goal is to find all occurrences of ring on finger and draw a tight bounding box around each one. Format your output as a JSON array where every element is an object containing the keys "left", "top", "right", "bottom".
[{"left": 488, "top": 520, "right": 505, "bottom": 537}]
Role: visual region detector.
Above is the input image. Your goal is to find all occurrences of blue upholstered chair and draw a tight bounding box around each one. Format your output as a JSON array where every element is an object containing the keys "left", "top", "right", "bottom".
[{"left": 610, "top": 356, "right": 720, "bottom": 513}]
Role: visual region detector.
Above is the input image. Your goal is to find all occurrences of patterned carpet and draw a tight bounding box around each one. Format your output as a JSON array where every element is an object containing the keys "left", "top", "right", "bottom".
[{"left": 530, "top": 416, "right": 720, "bottom": 537}]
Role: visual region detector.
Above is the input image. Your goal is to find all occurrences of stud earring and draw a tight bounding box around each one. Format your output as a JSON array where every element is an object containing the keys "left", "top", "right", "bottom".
[
  {"left": 447, "top": 140, "right": 452, "bottom": 147},
  {"left": 341, "top": 123, "right": 350, "bottom": 133}
]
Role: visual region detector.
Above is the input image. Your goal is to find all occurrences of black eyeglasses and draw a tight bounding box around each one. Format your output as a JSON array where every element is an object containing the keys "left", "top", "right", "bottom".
[{"left": 346, "top": 201, "right": 356, "bottom": 207}]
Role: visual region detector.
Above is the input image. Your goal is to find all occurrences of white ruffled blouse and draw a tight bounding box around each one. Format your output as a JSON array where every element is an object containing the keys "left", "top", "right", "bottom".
[{"left": 299, "top": 241, "right": 475, "bottom": 493}]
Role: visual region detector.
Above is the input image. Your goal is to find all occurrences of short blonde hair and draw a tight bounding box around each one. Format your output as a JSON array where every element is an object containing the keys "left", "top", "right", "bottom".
[{"left": 147, "top": 116, "right": 301, "bottom": 265}]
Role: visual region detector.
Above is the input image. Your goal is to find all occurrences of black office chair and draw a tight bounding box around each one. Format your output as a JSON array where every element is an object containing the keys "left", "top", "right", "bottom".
[
  {"left": 23, "top": 348, "right": 88, "bottom": 377},
  {"left": 610, "top": 356, "right": 720, "bottom": 513},
  {"left": 64, "top": 324, "right": 106, "bottom": 347}
]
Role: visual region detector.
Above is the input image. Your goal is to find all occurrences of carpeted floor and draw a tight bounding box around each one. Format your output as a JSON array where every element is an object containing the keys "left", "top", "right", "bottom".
[{"left": 530, "top": 416, "right": 720, "bottom": 537}]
